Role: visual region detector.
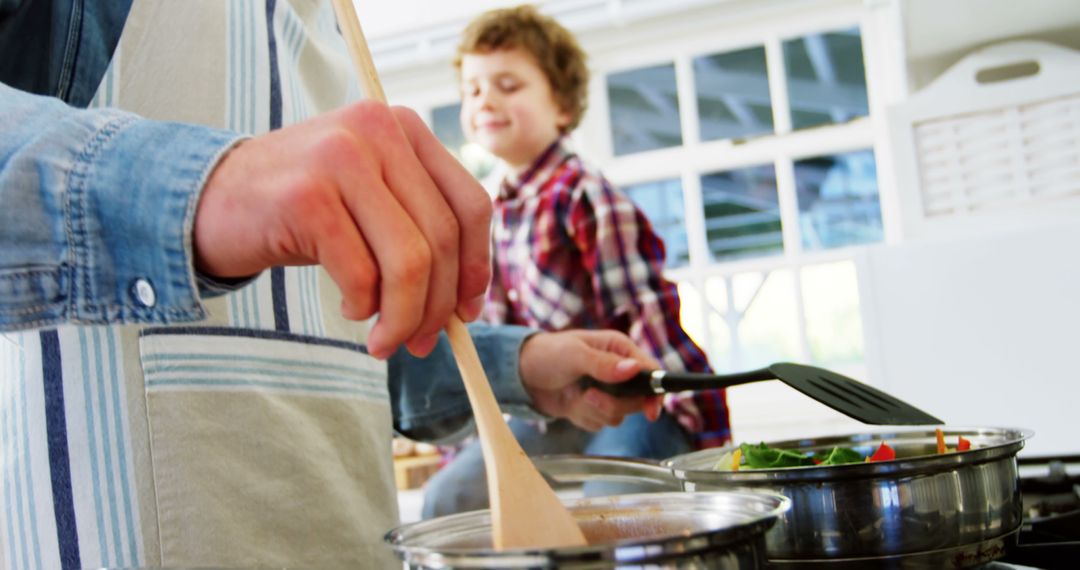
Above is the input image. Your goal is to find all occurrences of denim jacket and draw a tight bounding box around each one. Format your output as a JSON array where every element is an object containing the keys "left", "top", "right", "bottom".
[{"left": 0, "top": 1, "right": 539, "bottom": 443}]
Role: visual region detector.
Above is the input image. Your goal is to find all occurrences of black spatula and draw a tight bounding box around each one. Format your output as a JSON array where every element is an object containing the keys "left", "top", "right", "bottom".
[{"left": 583, "top": 362, "right": 942, "bottom": 425}]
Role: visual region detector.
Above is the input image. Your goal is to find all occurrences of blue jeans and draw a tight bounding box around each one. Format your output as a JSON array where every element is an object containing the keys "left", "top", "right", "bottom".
[{"left": 420, "top": 412, "right": 692, "bottom": 519}]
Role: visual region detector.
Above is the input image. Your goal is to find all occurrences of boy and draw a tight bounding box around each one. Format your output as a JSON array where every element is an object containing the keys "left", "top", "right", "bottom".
[{"left": 422, "top": 4, "right": 731, "bottom": 518}]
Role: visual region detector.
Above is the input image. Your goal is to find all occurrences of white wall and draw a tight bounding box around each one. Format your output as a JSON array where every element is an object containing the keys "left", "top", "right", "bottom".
[
  {"left": 352, "top": 0, "right": 519, "bottom": 40},
  {"left": 863, "top": 221, "right": 1080, "bottom": 457},
  {"left": 903, "top": 0, "right": 1080, "bottom": 91}
]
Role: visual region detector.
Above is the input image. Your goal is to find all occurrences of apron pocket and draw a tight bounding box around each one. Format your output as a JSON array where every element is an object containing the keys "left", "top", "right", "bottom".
[{"left": 138, "top": 326, "right": 398, "bottom": 567}]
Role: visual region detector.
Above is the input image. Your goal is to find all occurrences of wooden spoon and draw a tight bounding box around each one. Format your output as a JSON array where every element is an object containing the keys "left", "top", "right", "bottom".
[{"left": 329, "top": 0, "right": 587, "bottom": 550}]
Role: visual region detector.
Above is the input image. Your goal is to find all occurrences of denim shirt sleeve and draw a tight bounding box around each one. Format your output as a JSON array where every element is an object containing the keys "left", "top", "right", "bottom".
[
  {"left": 389, "top": 322, "right": 547, "bottom": 444},
  {"left": 0, "top": 82, "right": 247, "bottom": 330}
]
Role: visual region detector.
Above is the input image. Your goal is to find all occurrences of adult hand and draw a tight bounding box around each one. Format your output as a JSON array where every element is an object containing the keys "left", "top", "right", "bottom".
[
  {"left": 518, "top": 330, "right": 663, "bottom": 432},
  {"left": 194, "top": 101, "right": 492, "bottom": 358}
]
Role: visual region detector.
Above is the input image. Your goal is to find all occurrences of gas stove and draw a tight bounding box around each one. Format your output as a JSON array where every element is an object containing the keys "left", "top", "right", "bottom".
[{"left": 992, "top": 454, "right": 1080, "bottom": 568}]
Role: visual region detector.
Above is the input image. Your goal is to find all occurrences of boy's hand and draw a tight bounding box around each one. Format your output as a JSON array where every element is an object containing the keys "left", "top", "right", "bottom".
[
  {"left": 194, "top": 101, "right": 492, "bottom": 359},
  {"left": 518, "top": 330, "right": 663, "bottom": 432}
]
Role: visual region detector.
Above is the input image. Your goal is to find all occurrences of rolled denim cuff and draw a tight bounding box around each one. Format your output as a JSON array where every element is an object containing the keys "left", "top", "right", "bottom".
[
  {"left": 69, "top": 114, "right": 245, "bottom": 324},
  {"left": 389, "top": 323, "right": 546, "bottom": 443},
  {"left": 196, "top": 271, "right": 260, "bottom": 298},
  {"left": 474, "top": 324, "right": 547, "bottom": 420}
]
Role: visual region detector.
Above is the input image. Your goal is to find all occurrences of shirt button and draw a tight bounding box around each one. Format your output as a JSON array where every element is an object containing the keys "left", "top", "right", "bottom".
[
  {"left": 132, "top": 279, "right": 157, "bottom": 308},
  {"left": 507, "top": 289, "right": 519, "bottom": 302}
]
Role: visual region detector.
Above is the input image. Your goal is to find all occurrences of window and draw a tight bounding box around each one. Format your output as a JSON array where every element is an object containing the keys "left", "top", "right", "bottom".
[
  {"left": 430, "top": 102, "right": 497, "bottom": 180},
  {"left": 599, "top": 23, "right": 879, "bottom": 374},
  {"left": 783, "top": 28, "right": 869, "bottom": 131},
  {"left": 801, "top": 260, "right": 864, "bottom": 366},
  {"left": 694, "top": 46, "right": 774, "bottom": 142},
  {"left": 683, "top": 260, "right": 864, "bottom": 374},
  {"left": 794, "top": 149, "right": 882, "bottom": 250},
  {"left": 607, "top": 63, "right": 683, "bottom": 156},
  {"left": 701, "top": 165, "right": 783, "bottom": 261},
  {"left": 623, "top": 179, "right": 690, "bottom": 269}
]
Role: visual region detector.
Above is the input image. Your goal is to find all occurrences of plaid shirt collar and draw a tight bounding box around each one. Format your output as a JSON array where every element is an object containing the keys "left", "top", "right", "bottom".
[{"left": 498, "top": 137, "right": 569, "bottom": 201}]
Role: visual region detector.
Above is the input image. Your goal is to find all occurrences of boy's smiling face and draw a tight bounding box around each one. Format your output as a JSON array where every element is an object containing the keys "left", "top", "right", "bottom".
[{"left": 459, "top": 48, "right": 570, "bottom": 172}]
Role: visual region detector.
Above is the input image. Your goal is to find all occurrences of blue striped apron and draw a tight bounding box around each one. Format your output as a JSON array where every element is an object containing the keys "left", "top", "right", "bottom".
[{"left": 0, "top": 1, "right": 399, "bottom": 567}]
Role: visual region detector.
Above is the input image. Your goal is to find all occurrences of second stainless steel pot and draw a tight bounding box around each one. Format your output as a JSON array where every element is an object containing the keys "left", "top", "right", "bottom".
[
  {"left": 385, "top": 491, "right": 790, "bottom": 569},
  {"left": 536, "top": 426, "right": 1031, "bottom": 569}
]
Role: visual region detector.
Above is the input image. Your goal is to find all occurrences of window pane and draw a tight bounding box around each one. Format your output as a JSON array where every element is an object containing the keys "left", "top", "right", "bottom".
[
  {"left": 676, "top": 281, "right": 707, "bottom": 351},
  {"left": 623, "top": 178, "right": 689, "bottom": 268},
  {"left": 738, "top": 270, "right": 801, "bottom": 366},
  {"left": 607, "top": 63, "right": 682, "bottom": 155},
  {"left": 704, "top": 271, "right": 800, "bottom": 372},
  {"left": 693, "top": 46, "right": 773, "bottom": 142},
  {"left": 431, "top": 103, "right": 496, "bottom": 179},
  {"left": 783, "top": 28, "right": 868, "bottom": 131},
  {"left": 432, "top": 104, "right": 465, "bottom": 153},
  {"left": 801, "top": 261, "right": 864, "bottom": 366},
  {"left": 701, "top": 165, "right": 782, "bottom": 261},
  {"left": 703, "top": 276, "right": 732, "bottom": 368},
  {"left": 794, "top": 149, "right": 882, "bottom": 250}
]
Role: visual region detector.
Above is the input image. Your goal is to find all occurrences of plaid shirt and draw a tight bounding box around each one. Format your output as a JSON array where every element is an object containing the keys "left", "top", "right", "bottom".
[{"left": 484, "top": 138, "right": 731, "bottom": 448}]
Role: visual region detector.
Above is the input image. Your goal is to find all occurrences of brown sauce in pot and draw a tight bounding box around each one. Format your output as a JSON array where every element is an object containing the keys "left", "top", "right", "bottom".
[{"left": 575, "top": 506, "right": 698, "bottom": 545}]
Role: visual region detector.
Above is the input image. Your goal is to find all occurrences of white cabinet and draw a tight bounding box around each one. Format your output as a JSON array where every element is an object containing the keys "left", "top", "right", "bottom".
[{"left": 888, "top": 40, "right": 1080, "bottom": 241}]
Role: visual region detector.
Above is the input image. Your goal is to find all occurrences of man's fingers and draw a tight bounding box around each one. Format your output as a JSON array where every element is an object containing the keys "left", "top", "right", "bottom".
[
  {"left": 404, "top": 333, "right": 441, "bottom": 358},
  {"left": 328, "top": 137, "right": 430, "bottom": 358},
  {"left": 392, "top": 107, "right": 493, "bottom": 320},
  {"left": 196, "top": 101, "right": 480, "bottom": 348},
  {"left": 313, "top": 211, "right": 380, "bottom": 321},
  {"left": 368, "top": 110, "right": 460, "bottom": 346}
]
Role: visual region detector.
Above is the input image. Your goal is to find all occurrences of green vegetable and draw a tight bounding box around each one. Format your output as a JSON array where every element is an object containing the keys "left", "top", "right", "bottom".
[
  {"left": 732, "top": 442, "right": 868, "bottom": 470},
  {"left": 815, "top": 446, "right": 864, "bottom": 465},
  {"left": 739, "top": 442, "right": 817, "bottom": 468}
]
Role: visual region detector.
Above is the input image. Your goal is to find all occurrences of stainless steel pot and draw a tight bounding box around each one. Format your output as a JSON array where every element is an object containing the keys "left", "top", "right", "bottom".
[
  {"left": 536, "top": 426, "right": 1032, "bottom": 569},
  {"left": 385, "top": 491, "right": 790, "bottom": 569}
]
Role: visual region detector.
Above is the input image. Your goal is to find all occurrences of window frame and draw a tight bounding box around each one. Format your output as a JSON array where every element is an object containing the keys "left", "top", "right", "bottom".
[{"left": 574, "top": 1, "right": 893, "bottom": 374}]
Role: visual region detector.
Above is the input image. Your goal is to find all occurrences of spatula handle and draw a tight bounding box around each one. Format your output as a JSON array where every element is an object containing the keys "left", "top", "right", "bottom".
[{"left": 581, "top": 367, "right": 776, "bottom": 397}]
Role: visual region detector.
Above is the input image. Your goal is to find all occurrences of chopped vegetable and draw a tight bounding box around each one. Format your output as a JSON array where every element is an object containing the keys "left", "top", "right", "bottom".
[
  {"left": 712, "top": 450, "right": 735, "bottom": 471},
  {"left": 710, "top": 448, "right": 745, "bottom": 472},
  {"left": 740, "top": 442, "right": 817, "bottom": 469},
  {"left": 816, "top": 446, "right": 865, "bottom": 465},
  {"left": 868, "top": 441, "right": 896, "bottom": 462},
  {"left": 711, "top": 432, "right": 977, "bottom": 472},
  {"left": 734, "top": 442, "right": 865, "bottom": 469}
]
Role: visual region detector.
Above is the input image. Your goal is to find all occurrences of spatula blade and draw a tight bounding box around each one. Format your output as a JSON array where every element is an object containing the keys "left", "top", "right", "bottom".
[{"left": 770, "top": 363, "right": 943, "bottom": 425}]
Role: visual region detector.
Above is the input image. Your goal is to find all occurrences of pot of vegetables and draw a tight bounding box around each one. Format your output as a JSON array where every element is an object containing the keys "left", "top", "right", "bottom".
[{"left": 535, "top": 426, "right": 1032, "bottom": 569}]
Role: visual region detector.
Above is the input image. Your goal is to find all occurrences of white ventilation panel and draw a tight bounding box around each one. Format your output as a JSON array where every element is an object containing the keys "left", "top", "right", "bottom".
[{"left": 889, "top": 41, "right": 1080, "bottom": 240}]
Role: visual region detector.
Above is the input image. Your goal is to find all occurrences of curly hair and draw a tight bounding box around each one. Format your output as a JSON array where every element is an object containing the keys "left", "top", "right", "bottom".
[{"left": 455, "top": 5, "right": 589, "bottom": 132}]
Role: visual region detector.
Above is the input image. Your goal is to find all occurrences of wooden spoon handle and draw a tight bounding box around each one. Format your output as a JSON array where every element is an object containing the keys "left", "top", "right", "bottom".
[
  {"left": 444, "top": 317, "right": 508, "bottom": 442},
  {"left": 330, "top": 0, "right": 386, "bottom": 101},
  {"left": 329, "top": 0, "right": 586, "bottom": 550}
]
